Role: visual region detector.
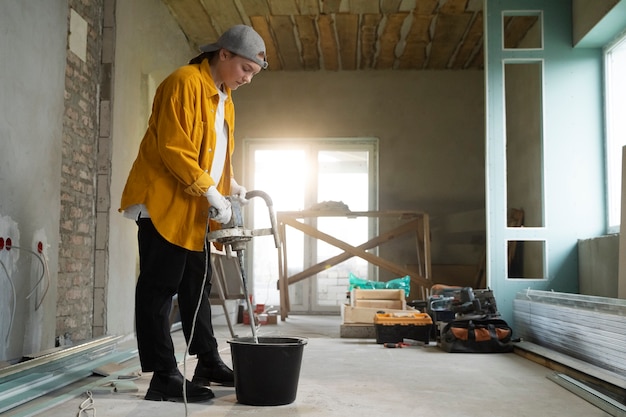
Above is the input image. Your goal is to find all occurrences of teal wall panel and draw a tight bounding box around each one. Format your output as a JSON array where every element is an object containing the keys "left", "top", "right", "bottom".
[{"left": 485, "top": 0, "right": 606, "bottom": 327}]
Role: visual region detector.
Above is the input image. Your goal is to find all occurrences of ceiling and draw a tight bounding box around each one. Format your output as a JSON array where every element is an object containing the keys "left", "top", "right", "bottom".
[{"left": 162, "top": 0, "right": 537, "bottom": 71}]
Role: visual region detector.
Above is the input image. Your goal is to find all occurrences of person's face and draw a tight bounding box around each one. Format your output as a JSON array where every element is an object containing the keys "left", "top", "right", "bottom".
[{"left": 218, "top": 50, "right": 262, "bottom": 90}]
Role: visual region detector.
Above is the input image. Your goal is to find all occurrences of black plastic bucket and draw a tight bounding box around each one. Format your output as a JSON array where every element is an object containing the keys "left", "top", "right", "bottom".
[{"left": 228, "top": 336, "right": 307, "bottom": 406}]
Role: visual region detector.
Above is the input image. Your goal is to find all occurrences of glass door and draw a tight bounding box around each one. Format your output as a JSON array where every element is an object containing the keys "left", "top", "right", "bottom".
[{"left": 245, "top": 139, "right": 378, "bottom": 314}]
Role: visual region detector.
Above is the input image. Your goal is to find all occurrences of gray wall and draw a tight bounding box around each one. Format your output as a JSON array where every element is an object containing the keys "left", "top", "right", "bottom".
[
  {"left": 232, "top": 70, "right": 486, "bottom": 274},
  {"left": 0, "top": 0, "right": 66, "bottom": 360}
]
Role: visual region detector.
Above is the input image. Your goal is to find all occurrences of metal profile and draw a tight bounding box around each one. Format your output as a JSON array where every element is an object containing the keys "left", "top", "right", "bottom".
[
  {"left": 514, "top": 290, "right": 626, "bottom": 383},
  {"left": 548, "top": 373, "right": 626, "bottom": 417},
  {"left": 0, "top": 335, "right": 135, "bottom": 415}
]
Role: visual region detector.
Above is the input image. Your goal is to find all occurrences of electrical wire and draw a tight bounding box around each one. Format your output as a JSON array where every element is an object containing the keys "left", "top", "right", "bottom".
[
  {"left": 12, "top": 245, "right": 50, "bottom": 310},
  {"left": 182, "top": 215, "right": 213, "bottom": 415},
  {"left": 0, "top": 259, "right": 16, "bottom": 346},
  {"left": 77, "top": 390, "right": 96, "bottom": 417}
]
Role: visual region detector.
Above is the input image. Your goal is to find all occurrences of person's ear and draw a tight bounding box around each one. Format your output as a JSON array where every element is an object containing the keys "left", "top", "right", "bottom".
[{"left": 219, "top": 49, "right": 232, "bottom": 61}]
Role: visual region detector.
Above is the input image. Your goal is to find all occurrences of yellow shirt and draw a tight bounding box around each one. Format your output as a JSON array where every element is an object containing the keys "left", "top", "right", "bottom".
[{"left": 119, "top": 59, "right": 234, "bottom": 251}]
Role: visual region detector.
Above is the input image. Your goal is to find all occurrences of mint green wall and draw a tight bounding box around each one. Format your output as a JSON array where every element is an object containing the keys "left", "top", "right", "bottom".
[{"left": 485, "top": 0, "right": 606, "bottom": 327}]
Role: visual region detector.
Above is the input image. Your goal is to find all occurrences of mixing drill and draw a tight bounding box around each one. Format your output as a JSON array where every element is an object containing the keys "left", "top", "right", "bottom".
[{"left": 206, "top": 190, "right": 280, "bottom": 343}]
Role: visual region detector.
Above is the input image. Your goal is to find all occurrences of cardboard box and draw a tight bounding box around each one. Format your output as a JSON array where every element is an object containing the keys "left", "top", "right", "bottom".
[
  {"left": 350, "top": 289, "right": 405, "bottom": 305},
  {"left": 342, "top": 304, "right": 415, "bottom": 324}
]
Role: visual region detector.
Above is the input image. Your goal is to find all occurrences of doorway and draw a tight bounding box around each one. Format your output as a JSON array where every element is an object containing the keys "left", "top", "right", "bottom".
[{"left": 243, "top": 138, "right": 378, "bottom": 314}]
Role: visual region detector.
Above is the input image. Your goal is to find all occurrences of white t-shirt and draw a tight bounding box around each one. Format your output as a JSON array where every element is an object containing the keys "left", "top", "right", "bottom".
[{"left": 210, "top": 87, "right": 228, "bottom": 187}]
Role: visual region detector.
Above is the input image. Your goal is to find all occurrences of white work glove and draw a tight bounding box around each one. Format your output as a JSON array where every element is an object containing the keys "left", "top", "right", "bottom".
[
  {"left": 205, "top": 186, "right": 232, "bottom": 224},
  {"left": 230, "top": 178, "right": 248, "bottom": 204}
]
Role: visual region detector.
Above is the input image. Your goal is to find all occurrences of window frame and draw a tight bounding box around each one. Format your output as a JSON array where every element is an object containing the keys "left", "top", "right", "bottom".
[{"left": 604, "top": 30, "right": 626, "bottom": 234}]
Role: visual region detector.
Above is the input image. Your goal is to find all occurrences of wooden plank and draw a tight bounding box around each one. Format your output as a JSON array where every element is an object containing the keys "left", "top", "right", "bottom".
[
  {"left": 284, "top": 218, "right": 425, "bottom": 285},
  {"left": 268, "top": 0, "right": 299, "bottom": 15},
  {"left": 277, "top": 211, "right": 431, "bottom": 319},
  {"left": 318, "top": 14, "right": 339, "bottom": 70},
  {"left": 360, "top": 14, "right": 382, "bottom": 69},
  {"left": 281, "top": 216, "right": 430, "bottom": 287},
  {"left": 427, "top": 12, "right": 472, "bottom": 69},
  {"left": 439, "top": 0, "right": 468, "bottom": 14},
  {"left": 398, "top": 0, "right": 416, "bottom": 12},
  {"left": 376, "top": 13, "right": 408, "bottom": 69},
  {"left": 297, "top": 0, "right": 320, "bottom": 14},
  {"left": 278, "top": 210, "right": 426, "bottom": 218},
  {"left": 335, "top": 13, "right": 359, "bottom": 70},
  {"left": 414, "top": 0, "right": 438, "bottom": 15},
  {"left": 381, "top": 0, "right": 403, "bottom": 14},
  {"left": 451, "top": 11, "right": 482, "bottom": 69},
  {"left": 269, "top": 15, "right": 302, "bottom": 70},
  {"left": 294, "top": 15, "right": 320, "bottom": 70},
  {"left": 398, "top": 13, "right": 431, "bottom": 69},
  {"left": 162, "top": 0, "right": 218, "bottom": 47},
  {"left": 239, "top": 0, "right": 271, "bottom": 16},
  {"left": 199, "top": 0, "right": 244, "bottom": 34},
  {"left": 349, "top": 0, "right": 379, "bottom": 14},
  {"left": 504, "top": 15, "right": 539, "bottom": 48},
  {"left": 322, "top": 0, "right": 342, "bottom": 14},
  {"left": 250, "top": 16, "right": 282, "bottom": 70}
]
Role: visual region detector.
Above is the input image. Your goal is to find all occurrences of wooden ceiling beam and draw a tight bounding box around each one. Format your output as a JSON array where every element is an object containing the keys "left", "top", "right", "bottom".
[
  {"left": 452, "top": 11, "right": 483, "bottom": 69},
  {"left": 349, "top": 0, "right": 379, "bottom": 14},
  {"left": 381, "top": 0, "right": 403, "bottom": 14},
  {"left": 199, "top": 0, "right": 244, "bottom": 34},
  {"left": 504, "top": 16, "right": 540, "bottom": 48},
  {"left": 360, "top": 14, "right": 382, "bottom": 69},
  {"left": 321, "top": 0, "right": 342, "bottom": 14},
  {"left": 239, "top": 0, "right": 271, "bottom": 16},
  {"left": 269, "top": 15, "right": 302, "bottom": 70},
  {"left": 161, "top": 0, "right": 536, "bottom": 72},
  {"left": 250, "top": 16, "right": 283, "bottom": 71},
  {"left": 398, "top": 13, "right": 432, "bottom": 70},
  {"left": 335, "top": 13, "right": 359, "bottom": 70},
  {"left": 414, "top": 0, "right": 439, "bottom": 15},
  {"left": 428, "top": 12, "right": 472, "bottom": 69},
  {"left": 318, "top": 14, "right": 339, "bottom": 70},
  {"left": 440, "top": 0, "right": 468, "bottom": 14},
  {"left": 162, "top": 0, "right": 218, "bottom": 48},
  {"left": 294, "top": 15, "right": 320, "bottom": 70},
  {"left": 297, "top": 0, "right": 320, "bottom": 14},
  {"left": 268, "top": 0, "right": 299, "bottom": 15},
  {"left": 376, "top": 13, "right": 408, "bottom": 69}
]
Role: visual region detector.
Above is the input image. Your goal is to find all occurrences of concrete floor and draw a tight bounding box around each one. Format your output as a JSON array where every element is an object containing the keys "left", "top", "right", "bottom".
[{"left": 14, "top": 315, "right": 612, "bottom": 417}]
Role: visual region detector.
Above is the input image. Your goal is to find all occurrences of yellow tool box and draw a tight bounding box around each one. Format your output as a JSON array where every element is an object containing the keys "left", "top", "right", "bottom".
[{"left": 374, "top": 312, "right": 433, "bottom": 344}]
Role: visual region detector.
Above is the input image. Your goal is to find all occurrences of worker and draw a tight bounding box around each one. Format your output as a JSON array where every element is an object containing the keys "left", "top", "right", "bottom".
[{"left": 119, "top": 25, "right": 267, "bottom": 402}]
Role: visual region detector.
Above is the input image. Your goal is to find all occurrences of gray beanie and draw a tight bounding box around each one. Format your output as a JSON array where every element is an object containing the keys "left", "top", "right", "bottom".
[{"left": 199, "top": 25, "right": 268, "bottom": 69}]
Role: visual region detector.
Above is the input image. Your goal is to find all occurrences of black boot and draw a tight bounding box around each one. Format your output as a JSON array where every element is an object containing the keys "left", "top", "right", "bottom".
[
  {"left": 192, "top": 352, "right": 235, "bottom": 387},
  {"left": 145, "top": 368, "right": 215, "bottom": 402}
]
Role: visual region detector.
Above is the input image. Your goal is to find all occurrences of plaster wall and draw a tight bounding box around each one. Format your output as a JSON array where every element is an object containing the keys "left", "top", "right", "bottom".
[
  {"left": 232, "top": 70, "right": 486, "bottom": 273},
  {"left": 0, "top": 0, "right": 66, "bottom": 360}
]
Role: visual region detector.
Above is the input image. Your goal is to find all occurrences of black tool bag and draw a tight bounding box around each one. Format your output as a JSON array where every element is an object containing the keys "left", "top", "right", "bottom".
[{"left": 440, "top": 317, "right": 514, "bottom": 353}]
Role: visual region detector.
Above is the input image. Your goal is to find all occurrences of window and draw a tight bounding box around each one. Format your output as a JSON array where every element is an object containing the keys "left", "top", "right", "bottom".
[
  {"left": 605, "top": 32, "right": 626, "bottom": 233},
  {"left": 243, "top": 138, "right": 378, "bottom": 313}
]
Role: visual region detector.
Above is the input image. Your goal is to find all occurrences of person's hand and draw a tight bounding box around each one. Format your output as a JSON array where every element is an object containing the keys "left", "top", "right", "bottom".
[
  {"left": 230, "top": 178, "right": 248, "bottom": 204},
  {"left": 205, "top": 186, "right": 232, "bottom": 224}
]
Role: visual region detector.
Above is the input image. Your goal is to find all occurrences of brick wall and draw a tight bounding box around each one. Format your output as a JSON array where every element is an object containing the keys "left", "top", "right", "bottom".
[{"left": 58, "top": 0, "right": 103, "bottom": 344}]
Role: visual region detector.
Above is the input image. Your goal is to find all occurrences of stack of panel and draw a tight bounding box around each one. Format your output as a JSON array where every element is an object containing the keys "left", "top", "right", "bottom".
[{"left": 513, "top": 290, "right": 626, "bottom": 377}]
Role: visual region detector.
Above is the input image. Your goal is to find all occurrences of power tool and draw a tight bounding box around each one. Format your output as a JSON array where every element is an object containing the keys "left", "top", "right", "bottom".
[{"left": 206, "top": 190, "right": 279, "bottom": 342}]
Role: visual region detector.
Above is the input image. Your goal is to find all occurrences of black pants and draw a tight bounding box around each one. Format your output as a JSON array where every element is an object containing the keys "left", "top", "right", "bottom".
[{"left": 135, "top": 218, "right": 218, "bottom": 372}]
